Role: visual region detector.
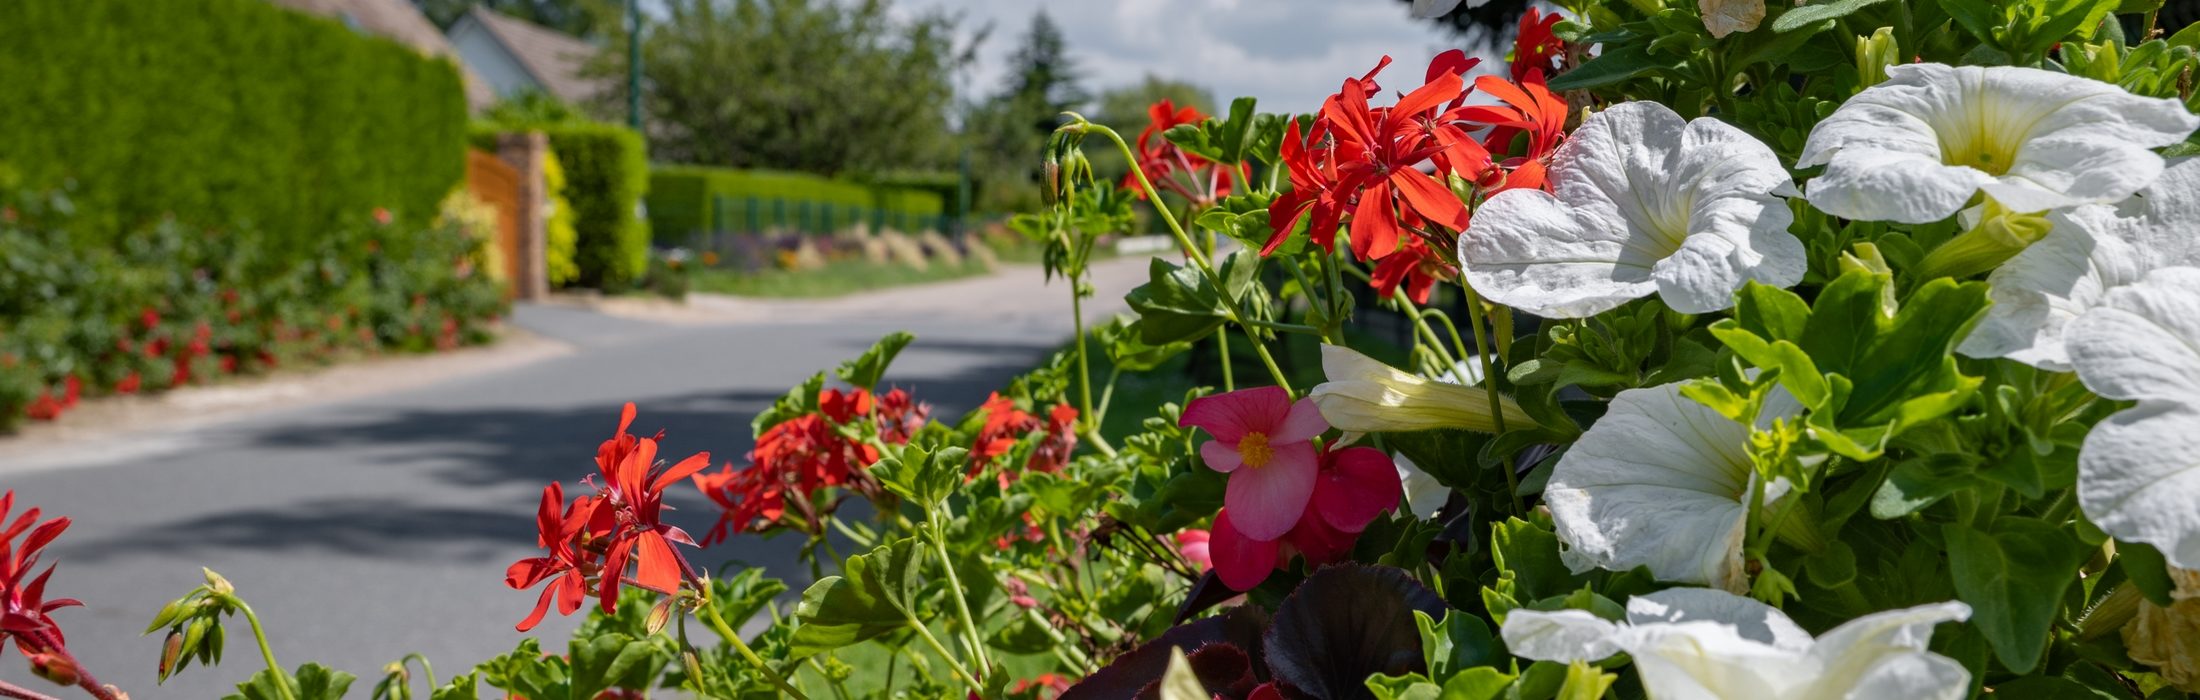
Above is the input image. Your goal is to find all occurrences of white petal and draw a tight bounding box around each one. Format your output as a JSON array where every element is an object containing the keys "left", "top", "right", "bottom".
[
  {"left": 1625, "top": 623, "right": 1810, "bottom": 699},
  {"left": 1838, "top": 652, "right": 1972, "bottom": 700},
  {"left": 1627, "top": 588, "right": 1813, "bottom": 653},
  {"left": 1805, "top": 602, "right": 1973, "bottom": 700},
  {"left": 1395, "top": 454, "right": 1451, "bottom": 520},
  {"left": 2066, "top": 267, "right": 2200, "bottom": 403},
  {"left": 2079, "top": 404, "right": 2200, "bottom": 570},
  {"left": 1963, "top": 159, "right": 2200, "bottom": 369},
  {"left": 1545, "top": 383, "right": 1802, "bottom": 590},
  {"left": 1462, "top": 102, "right": 1797, "bottom": 318},
  {"left": 1500, "top": 609, "right": 1625, "bottom": 662},
  {"left": 2073, "top": 268, "right": 2200, "bottom": 570},
  {"left": 1801, "top": 63, "right": 2199, "bottom": 223}
]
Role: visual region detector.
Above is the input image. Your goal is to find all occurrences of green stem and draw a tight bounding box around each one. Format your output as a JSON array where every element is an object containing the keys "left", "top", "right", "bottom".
[
  {"left": 904, "top": 611, "right": 987, "bottom": 696},
  {"left": 1240, "top": 318, "right": 1322, "bottom": 335},
  {"left": 1070, "top": 269, "right": 1098, "bottom": 438},
  {"left": 1081, "top": 120, "right": 1293, "bottom": 394},
  {"left": 402, "top": 653, "right": 435, "bottom": 694},
  {"left": 1450, "top": 286, "right": 1523, "bottom": 512},
  {"left": 698, "top": 596, "right": 812, "bottom": 700},
  {"left": 1217, "top": 327, "right": 1236, "bottom": 391},
  {"left": 824, "top": 514, "right": 878, "bottom": 549},
  {"left": 1024, "top": 607, "right": 1095, "bottom": 673},
  {"left": 804, "top": 657, "right": 854, "bottom": 700},
  {"left": 1419, "top": 308, "right": 1473, "bottom": 368},
  {"left": 930, "top": 519, "right": 993, "bottom": 673},
  {"left": 225, "top": 598, "right": 296, "bottom": 700}
]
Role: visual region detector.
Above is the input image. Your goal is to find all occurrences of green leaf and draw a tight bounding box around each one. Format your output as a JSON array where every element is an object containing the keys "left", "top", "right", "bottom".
[
  {"left": 1492, "top": 517, "right": 1588, "bottom": 602},
  {"left": 1439, "top": 668, "right": 1514, "bottom": 700},
  {"left": 1366, "top": 675, "right": 1444, "bottom": 700},
  {"left": 1946, "top": 518, "right": 2090, "bottom": 673},
  {"left": 1124, "top": 258, "right": 1228, "bottom": 345},
  {"left": 225, "top": 664, "right": 358, "bottom": 700},
  {"left": 790, "top": 538, "right": 925, "bottom": 659},
  {"left": 1871, "top": 455, "right": 1978, "bottom": 519},
  {"left": 1157, "top": 649, "right": 1212, "bottom": 700},
  {"left": 427, "top": 672, "right": 481, "bottom": 700},
  {"left": 753, "top": 372, "right": 826, "bottom": 435},
  {"left": 1415, "top": 610, "right": 1503, "bottom": 679},
  {"left": 1771, "top": 0, "right": 1894, "bottom": 31},
  {"left": 873, "top": 444, "right": 966, "bottom": 511},
  {"left": 835, "top": 331, "right": 915, "bottom": 391},
  {"left": 2120, "top": 540, "right": 2176, "bottom": 607},
  {"left": 1547, "top": 43, "right": 1668, "bottom": 91}
]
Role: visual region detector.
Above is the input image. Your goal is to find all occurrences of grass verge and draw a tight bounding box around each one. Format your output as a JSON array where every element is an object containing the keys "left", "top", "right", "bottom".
[{"left": 688, "top": 258, "right": 996, "bottom": 299}]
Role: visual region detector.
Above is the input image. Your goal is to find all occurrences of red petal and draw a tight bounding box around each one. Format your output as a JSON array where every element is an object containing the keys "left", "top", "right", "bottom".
[
  {"left": 634, "top": 533, "right": 682, "bottom": 594},
  {"left": 1390, "top": 168, "right": 1469, "bottom": 232},
  {"left": 653, "top": 452, "right": 712, "bottom": 493},
  {"left": 1209, "top": 511, "right": 1281, "bottom": 592},
  {"left": 515, "top": 587, "right": 555, "bottom": 632},
  {"left": 1313, "top": 447, "right": 1405, "bottom": 533},
  {"left": 1350, "top": 181, "right": 1398, "bottom": 261},
  {"left": 504, "top": 557, "right": 560, "bottom": 589}
]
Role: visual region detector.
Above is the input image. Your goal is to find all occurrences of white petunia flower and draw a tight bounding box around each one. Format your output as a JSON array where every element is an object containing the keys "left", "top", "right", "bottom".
[
  {"left": 1544, "top": 382, "right": 1802, "bottom": 592},
  {"left": 1460, "top": 101, "right": 1804, "bottom": 318},
  {"left": 1961, "top": 159, "right": 2200, "bottom": 370},
  {"left": 1502, "top": 588, "right": 1972, "bottom": 700},
  {"left": 2070, "top": 267, "right": 2200, "bottom": 569},
  {"left": 1798, "top": 63, "right": 2199, "bottom": 224}
]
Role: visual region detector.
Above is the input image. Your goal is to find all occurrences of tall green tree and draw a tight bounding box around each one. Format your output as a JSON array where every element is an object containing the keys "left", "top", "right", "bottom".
[
  {"left": 595, "top": 0, "right": 965, "bottom": 176},
  {"left": 413, "top": 0, "right": 602, "bottom": 36},
  {"left": 966, "top": 11, "right": 1089, "bottom": 212}
]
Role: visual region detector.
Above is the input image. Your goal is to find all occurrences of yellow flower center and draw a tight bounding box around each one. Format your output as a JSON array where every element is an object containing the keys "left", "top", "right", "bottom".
[{"left": 1239, "top": 432, "right": 1274, "bottom": 469}]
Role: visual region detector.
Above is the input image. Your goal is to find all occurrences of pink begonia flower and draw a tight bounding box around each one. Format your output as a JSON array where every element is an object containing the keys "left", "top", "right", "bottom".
[
  {"left": 1176, "top": 529, "right": 1213, "bottom": 571},
  {"left": 1181, "top": 386, "right": 1329, "bottom": 540},
  {"left": 1207, "top": 446, "right": 1404, "bottom": 591}
]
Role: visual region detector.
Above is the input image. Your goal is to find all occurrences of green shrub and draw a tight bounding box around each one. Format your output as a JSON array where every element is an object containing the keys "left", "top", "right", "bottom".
[
  {"left": 0, "top": 0, "right": 467, "bottom": 252},
  {"left": 648, "top": 166, "right": 946, "bottom": 240},
  {"left": 543, "top": 150, "right": 582, "bottom": 287},
  {"left": 544, "top": 125, "right": 650, "bottom": 290}
]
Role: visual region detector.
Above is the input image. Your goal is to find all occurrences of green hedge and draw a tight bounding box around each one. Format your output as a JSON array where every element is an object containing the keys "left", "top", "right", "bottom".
[
  {"left": 649, "top": 166, "right": 947, "bottom": 239},
  {"left": 0, "top": 0, "right": 467, "bottom": 253},
  {"left": 474, "top": 124, "right": 650, "bottom": 289}
]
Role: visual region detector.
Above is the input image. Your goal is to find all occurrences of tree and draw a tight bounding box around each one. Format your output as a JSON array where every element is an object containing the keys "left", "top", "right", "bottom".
[
  {"left": 966, "top": 11, "right": 1089, "bottom": 212},
  {"left": 413, "top": 0, "right": 603, "bottom": 36},
  {"left": 593, "top": 0, "right": 965, "bottom": 176}
]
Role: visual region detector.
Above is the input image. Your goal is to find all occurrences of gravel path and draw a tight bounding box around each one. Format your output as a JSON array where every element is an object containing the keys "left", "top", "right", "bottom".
[{"left": 0, "top": 257, "right": 1154, "bottom": 698}]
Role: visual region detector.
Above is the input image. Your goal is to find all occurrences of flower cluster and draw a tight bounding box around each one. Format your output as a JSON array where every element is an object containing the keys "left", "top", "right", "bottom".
[
  {"left": 505, "top": 403, "right": 709, "bottom": 631},
  {"left": 1124, "top": 99, "right": 1247, "bottom": 208},
  {"left": 969, "top": 391, "right": 1078, "bottom": 480},
  {"left": 691, "top": 387, "right": 936, "bottom": 542},
  {"left": 1180, "top": 387, "right": 1401, "bottom": 590}
]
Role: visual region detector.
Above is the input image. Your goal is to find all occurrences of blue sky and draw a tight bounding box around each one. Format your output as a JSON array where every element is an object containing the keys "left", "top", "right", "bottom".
[{"left": 892, "top": 0, "right": 1488, "bottom": 116}]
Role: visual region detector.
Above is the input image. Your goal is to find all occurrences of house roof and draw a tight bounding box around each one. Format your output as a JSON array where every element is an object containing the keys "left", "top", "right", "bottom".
[
  {"left": 267, "top": 0, "right": 498, "bottom": 110},
  {"left": 461, "top": 5, "right": 611, "bottom": 107}
]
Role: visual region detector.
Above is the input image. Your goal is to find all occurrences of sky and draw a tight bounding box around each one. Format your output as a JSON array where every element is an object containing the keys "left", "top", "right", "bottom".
[{"left": 890, "top": 0, "right": 1492, "bottom": 117}]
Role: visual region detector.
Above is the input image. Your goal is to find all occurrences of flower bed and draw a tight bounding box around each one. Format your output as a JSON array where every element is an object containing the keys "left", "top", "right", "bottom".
[
  {"left": 0, "top": 190, "right": 507, "bottom": 431},
  {"left": 8, "top": 1, "right": 2200, "bottom": 699}
]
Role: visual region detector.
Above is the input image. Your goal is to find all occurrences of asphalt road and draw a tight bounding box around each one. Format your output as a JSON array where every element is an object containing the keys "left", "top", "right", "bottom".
[{"left": 0, "top": 258, "right": 1148, "bottom": 698}]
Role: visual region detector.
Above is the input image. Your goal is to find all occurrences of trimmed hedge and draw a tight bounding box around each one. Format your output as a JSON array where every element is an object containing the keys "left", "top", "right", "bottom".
[
  {"left": 474, "top": 124, "right": 650, "bottom": 289},
  {"left": 649, "top": 166, "right": 947, "bottom": 240},
  {"left": 0, "top": 0, "right": 467, "bottom": 252}
]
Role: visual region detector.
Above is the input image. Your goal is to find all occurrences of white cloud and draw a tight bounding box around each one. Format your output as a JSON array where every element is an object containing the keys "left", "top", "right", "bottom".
[{"left": 895, "top": 0, "right": 1478, "bottom": 117}]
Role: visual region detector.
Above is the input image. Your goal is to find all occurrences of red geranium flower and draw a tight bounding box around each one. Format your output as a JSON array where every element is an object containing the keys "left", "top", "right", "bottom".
[
  {"left": 1123, "top": 99, "right": 1247, "bottom": 207},
  {"left": 1369, "top": 235, "right": 1453, "bottom": 304},
  {"left": 1457, "top": 75, "right": 1568, "bottom": 194},
  {"left": 503, "top": 482, "right": 599, "bottom": 631},
  {"left": 693, "top": 389, "right": 885, "bottom": 543},
  {"left": 587, "top": 403, "right": 710, "bottom": 608},
  {"left": 1511, "top": 8, "right": 1567, "bottom": 83},
  {"left": 875, "top": 388, "right": 930, "bottom": 444},
  {"left": 1266, "top": 54, "right": 1491, "bottom": 263},
  {"left": 969, "top": 394, "right": 1079, "bottom": 484},
  {"left": 1, "top": 491, "right": 82, "bottom": 659}
]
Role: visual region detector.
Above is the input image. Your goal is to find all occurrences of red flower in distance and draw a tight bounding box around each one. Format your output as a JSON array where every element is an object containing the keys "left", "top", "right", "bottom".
[
  {"left": 1, "top": 491, "right": 82, "bottom": 659},
  {"left": 876, "top": 388, "right": 930, "bottom": 444},
  {"left": 1511, "top": 8, "right": 1567, "bottom": 83},
  {"left": 503, "top": 482, "right": 599, "bottom": 632},
  {"left": 693, "top": 389, "right": 886, "bottom": 543},
  {"left": 1123, "top": 99, "right": 1247, "bottom": 206},
  {"left": 969, "top": 394, "right": 1079, "bottom": 484}
]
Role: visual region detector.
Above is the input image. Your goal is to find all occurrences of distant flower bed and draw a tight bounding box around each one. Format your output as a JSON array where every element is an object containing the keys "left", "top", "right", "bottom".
[{"left": 0, "top": 192, "right": 507, "bottom": 431}]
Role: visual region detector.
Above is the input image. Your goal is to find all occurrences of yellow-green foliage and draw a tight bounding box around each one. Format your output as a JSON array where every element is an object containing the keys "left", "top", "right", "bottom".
[{"left": 542, "top": 150, "right": 581, "bottom": 287}]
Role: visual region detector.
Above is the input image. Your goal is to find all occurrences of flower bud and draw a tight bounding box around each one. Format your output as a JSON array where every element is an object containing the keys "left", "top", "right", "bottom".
[
  {"left": 30, "top": 652, "right": 79, "bottom": 686},
  {"left": 1855, "top": 27, "right": 1899, "bottom": 88},
  {"left": 1308, "top": 344, "right": 1535, "bottom": 435},
  {"left": 158, "top": 631, "right": 184, "bottom": 679},
  {"left": 645, "top": 596, "right": 675, "bottom": 636},
  {"left": 202, "top": 568, "right": 234, "bottom": 597}
]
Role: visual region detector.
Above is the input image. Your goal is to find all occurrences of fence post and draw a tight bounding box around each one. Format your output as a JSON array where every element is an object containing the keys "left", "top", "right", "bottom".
[{"left": 496, "top": 132, "right": 550, "bottom": 301}]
